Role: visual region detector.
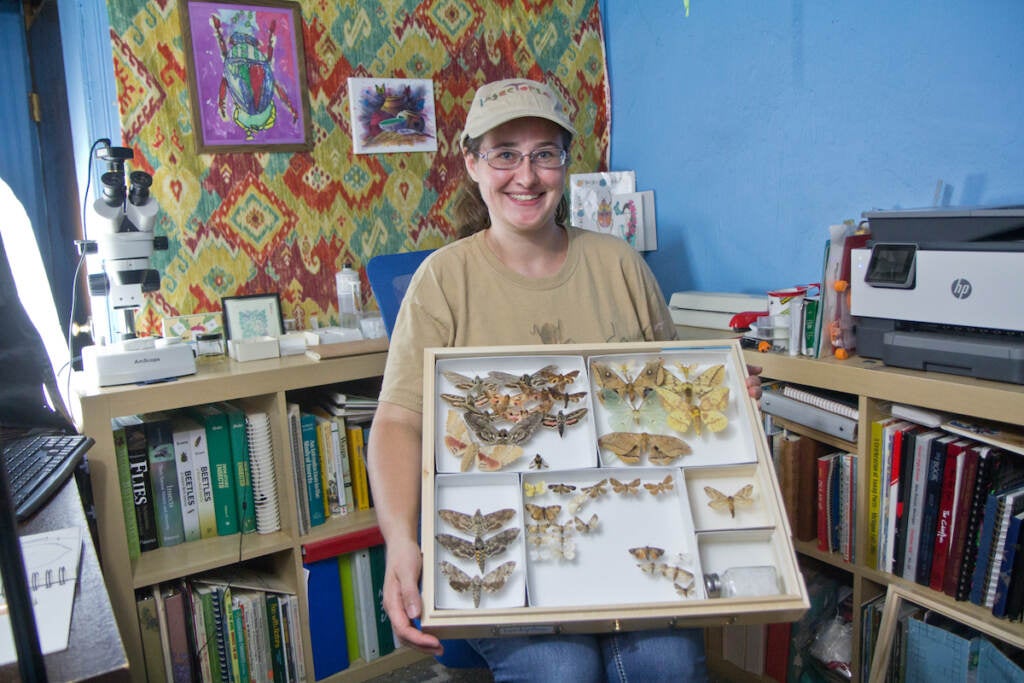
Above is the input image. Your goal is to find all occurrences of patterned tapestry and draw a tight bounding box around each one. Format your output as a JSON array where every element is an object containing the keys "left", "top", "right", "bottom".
[{"left": 103, "top": 0, "right": 610, "bottom": 335}]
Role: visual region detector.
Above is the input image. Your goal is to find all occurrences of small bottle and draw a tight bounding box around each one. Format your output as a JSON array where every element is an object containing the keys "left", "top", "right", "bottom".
[
  {"left": 704, "top": 565, "right": 781, "bottom": 598},
  {"left": 336, "top": 263, "right": 362, "bottom": 330}
]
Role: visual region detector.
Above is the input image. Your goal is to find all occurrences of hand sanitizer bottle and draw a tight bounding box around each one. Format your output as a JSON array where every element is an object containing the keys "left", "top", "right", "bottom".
[{"left": 336, "top": 264, "right": 362, "bottom": 330}]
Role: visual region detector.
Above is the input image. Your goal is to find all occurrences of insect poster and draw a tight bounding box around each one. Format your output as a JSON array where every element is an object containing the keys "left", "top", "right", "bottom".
[
  {"left": 347, "top": 77, "right": 438, "bottom": 154},
  {"left": 181, "top": 0, "right": 312, "bottom": 152}
]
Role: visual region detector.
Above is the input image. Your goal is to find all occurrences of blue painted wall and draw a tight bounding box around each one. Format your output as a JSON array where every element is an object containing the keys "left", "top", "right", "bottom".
[{"left": 603, "top": 1, "right": 1024, "bottom": 296}]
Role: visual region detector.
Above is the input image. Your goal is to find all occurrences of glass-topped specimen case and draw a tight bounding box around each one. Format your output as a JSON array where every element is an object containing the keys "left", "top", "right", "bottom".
[{"left": 421, "top": 340, "right": 809, "bottom": 638}]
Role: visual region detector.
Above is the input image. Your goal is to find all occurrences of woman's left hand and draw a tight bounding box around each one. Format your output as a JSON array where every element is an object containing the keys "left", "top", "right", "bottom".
[{"left": 745, "top": 365, "right": 763, "bottom": 399}]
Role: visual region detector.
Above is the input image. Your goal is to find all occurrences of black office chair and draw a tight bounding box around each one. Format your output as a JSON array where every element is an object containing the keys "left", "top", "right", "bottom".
[{"left": 365, "top": 248, "right": 490, "bottom": 670}]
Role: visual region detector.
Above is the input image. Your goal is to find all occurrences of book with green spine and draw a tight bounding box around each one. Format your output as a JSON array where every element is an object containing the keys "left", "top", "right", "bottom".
[
  {"left": 111, "top": 418, "right": 141, "bottom": 559},
  {"left": 218, "top": 402, "right": 256, "bottom": 534},
  {"left": 185, "top": 404, "right": 239, "bottom": 536}
]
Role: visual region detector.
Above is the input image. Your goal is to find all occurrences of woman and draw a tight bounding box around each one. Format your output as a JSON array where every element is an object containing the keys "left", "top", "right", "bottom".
[{"left": 366, "top": 78, "right": 759, "bottom": 682}]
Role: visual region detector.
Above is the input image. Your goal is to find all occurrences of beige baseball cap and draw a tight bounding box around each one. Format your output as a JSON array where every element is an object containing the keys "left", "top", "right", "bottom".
[{"left": 461, "top": 78, "right": 576, "bottom": 147}]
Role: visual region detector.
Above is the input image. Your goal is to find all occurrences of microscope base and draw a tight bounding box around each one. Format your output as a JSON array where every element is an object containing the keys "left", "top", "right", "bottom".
[{"left": 82, "top": 341, "right": 196, "bottom": 387}]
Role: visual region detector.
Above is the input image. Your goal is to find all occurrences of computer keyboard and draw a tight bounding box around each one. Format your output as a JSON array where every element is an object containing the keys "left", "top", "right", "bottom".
[{"left": 1, "top": 433, "right": 94, "bottom": 521}]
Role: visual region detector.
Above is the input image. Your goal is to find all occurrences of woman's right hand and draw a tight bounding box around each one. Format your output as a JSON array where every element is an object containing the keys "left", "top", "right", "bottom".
[{"left": 382, "top": 536, "right": 444, "bottom": 655}]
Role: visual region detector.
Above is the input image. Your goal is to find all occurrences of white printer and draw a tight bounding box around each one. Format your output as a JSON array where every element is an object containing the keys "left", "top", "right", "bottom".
[{"left": 850, "top": 206, "right": 1024, "bottom": 384}]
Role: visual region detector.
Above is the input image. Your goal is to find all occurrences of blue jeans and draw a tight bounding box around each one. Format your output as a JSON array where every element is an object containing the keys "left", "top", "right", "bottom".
[{"left": 468, "top": 628, "right": 707, "bottom": 682}]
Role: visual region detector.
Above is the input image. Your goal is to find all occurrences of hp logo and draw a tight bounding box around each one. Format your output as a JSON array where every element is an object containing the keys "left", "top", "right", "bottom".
[{"left": 951, "top": 278, "right": 972, "bottom": 299}]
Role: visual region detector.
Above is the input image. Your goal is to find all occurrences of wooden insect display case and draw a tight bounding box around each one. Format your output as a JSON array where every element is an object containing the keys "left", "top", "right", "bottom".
[{"left": 421, "top": 340, "right": 809, "bottom": 637}]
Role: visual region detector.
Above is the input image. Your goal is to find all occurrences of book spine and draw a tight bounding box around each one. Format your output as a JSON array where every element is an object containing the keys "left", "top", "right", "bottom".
[
  {"left": 969, "top": 492, "right": 1003, "bottom": 605},
  {"left": 957, "top": 449, "right": 997, "bottom": 601},
  {"left": 171, "top": 423, "right": 201, "bottom": 543},
  {"left": 867, "top": 419, "right": 887, "bottom": 570},
  {"left": 124, "top": 420, "right": 159, "bottom": 552},
  {"left": 347, "top": 424, "right": 370, "bottom": 511},
  {"left": 230, "top": 599, "right": 249, "bottom": 683},
  {"left": 136, "top": 588, "right": 169, "bottom": 683},
  {"left": 829, "top": 455, "right": 842, "bottom": 552},
  {"left": 816, "top": 454, "right": 833, "bottom": 552},
  {"left": 265, "top": 593, "right": 288, "bottom": 683},
  {"left": 146, "top": 418, "right": 186, "bottom": 548},
  {"left": 286, "top": 403, "right": 310, "bottom": 535},
  {"left": 984, "top": 492, "right": 1024, "bottom": 608},
  {"left": 327, "top": 417, "right": 349, "bottom": 516},
  {"left": 929, "top": 442, "right": 966, "bottom": 590},
  {"left": 338, "top": 554, "right": 361, "bottom": 664},
  {"left": 915, "top": 437, "right": 952, "bottom": 584},
  {"left": 304, "top": 557, "right": 351, "bottom": 678},
  {"left": 368, "top": 544, "right": 395, "bottom": 657},
  {"left": 902, "top": 433, "right": 936, "bottom": 579},
  {"left": 315, "top": 417, "right": 338, "bottom": 519},
  {"left": 943, "top": 446, "right": 981, "bottom": 597},
  {"left": 840, "top": 453, "right": 855, "bottom": 562},
  {"left": 222, "top": 404, "right": 256, "bottom": 534},
  {"left": 300, "top": 412, "right": 327, "bottom": 526},
  {"left": 112, "top": 423, "right": 141, "bottom": 560},
  {"left": 352, "top": 548, "right": 380, "bottom": 661},
  {"left": 194, "top": 585, "right": 222, "bottom": 683},
  {"left": 336, "top": 416, "right": 353, "bottom": 514},
  {"left": 162, "top": 584, "right": 196, "bottom": 683},
  {"left": 796, "top": 437, "right": 821, "bottom": 542},
  {"left": 992, "top": 512, "right": 1024, "bottom": 617},
  {"left": 284, "top": 594, "right": 306, "bottom": 682},
  {"left": 188, "top": 424, "right": 218, "bottom": 539},
  {"left": 893, "top": 428, "right": 919, "bottom": 577},
  {"left": 187, "top": 406, "right": 239, "bottom": 536}
]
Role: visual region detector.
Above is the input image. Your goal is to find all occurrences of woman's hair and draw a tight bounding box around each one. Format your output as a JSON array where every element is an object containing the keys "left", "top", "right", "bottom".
[{"left": 452, "top": 132, "right": 572, "bottom": 239}]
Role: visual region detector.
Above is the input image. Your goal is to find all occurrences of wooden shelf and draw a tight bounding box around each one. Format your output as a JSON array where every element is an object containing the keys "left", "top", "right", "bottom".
[{"left": 71, "top": 346, "right": 393, "bottom": 682}]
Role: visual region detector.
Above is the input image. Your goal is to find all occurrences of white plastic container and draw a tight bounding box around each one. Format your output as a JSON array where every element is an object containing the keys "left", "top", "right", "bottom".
[{"left": 335, "top": 263, "right": 362, "bottom": 329}]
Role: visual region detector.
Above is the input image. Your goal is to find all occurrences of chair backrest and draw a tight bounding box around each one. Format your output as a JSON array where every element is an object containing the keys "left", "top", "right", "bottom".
[{"left": 366, "top": 249, "right": 436, "bottom": 339}]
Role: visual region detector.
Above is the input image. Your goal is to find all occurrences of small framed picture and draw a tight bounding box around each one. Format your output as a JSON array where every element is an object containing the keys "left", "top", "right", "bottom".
[{"left": 221, "top": 293, "right": 284, "bottom": 340}]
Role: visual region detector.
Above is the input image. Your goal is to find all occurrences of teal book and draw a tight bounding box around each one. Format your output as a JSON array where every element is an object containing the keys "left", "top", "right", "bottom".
[
  {"left": 300, "top": 411, "right": 327, "bottom": 527},
  {"left": 218, "top": 402, "right": 256, "bottom": 534},
  {"left": 185, "top": 405, "right": 239, "bottom": 536},
  {"left": 143, "top": 414, "right": 185, "bottom": 547}
]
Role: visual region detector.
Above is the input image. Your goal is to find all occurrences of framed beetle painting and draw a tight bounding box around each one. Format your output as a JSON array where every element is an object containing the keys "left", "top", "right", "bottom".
[{"left": 180, "top": 0, "right": 312, "bottom": 153}]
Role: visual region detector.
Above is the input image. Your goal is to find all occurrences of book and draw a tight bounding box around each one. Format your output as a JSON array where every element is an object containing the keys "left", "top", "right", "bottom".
[
  {"left": 892, "top": 426, "right": 921, "bottom": 576},
  {"left": 915, "top": 434, "right": 957, "bottom": 584},
  {"left": 965, "top": 451, "right": 1024, "bottom": 602},
  {"left": 281, "top": 594, "right": 306, "bottom": 682},
  {"left": 117, "top": 415, "right": 159, "bottom": 552},
  {"left": 265, "top": 592, "right": 288, "bottom": 683},
  {"left": 796, "top": 436, "right": 824, "bottom": 542},
  {"left": 228, "top": 591, "right": 250, "bottom": 683},
  {"left": 219, "top": 402, "right": 257, "bottom": 534},
  {"left": 763, "top": 621, "right": 792, "bottom": 682},
  {"left": 111, "top": 417, "right": 142, "bottom": 559},
  {"left": 868, "top": 418, "right": 900, "bottom": 570},
  {"left": 299, "top": 410, "right": 327, "bottom": 527},
  {"left": 347, "top": 420, "right": 371, "bottom": 511},
  {"left": 901, "top": 431, "right": 941, "bottom": 579},
  {"left": 956, "top": 446, "right": 1000, "bottom": 601},
  {"left": 304, "top": 556, "right": 351, "bottom": 678},
  {"left": 136, "top": 588, "right": 168, "bottom": 683},
  {"left": 668, "top": 290, "right": 768, "bottom": 314},
  {"left": 334, "top": 415, "right": 354, "bottom": 513},
  {"left": 351, "top": 547, "right": 380, "bottom": 661},
  {"left": 144, "top": 414, "right": 186, "bottom": 548},
  {"left": 778, "top": 432, "right": 801, "bottom": 534},
  {"left": 800, "top": 294, "right": 820, "bottom": 356},
  {"left": 177, "top": 416, "right": 218, "bottom": 539},
  {"left": 983, "top": 484, "right": 1024, "bottom": 607},
  {"left": 368, "top": 544, "right": 395, "bottom": 657},
  {"left": 185, "top": 404, "right": 239, "bottom": 536},
  {"left": 152, "top": 580, "right": 173, "bottom": 681},
  {"left": 780, "top": 383, "right": 858, "bottom": 420},
  {"left": 992, "top": 510, "right": 1024, "bottom": 617},
  {"left": 190, "top": 579, "right": 233, "bottom": 681},
  {"left": 170, "top": 418, "right": 202, "bottom": 542},
  {"left": 881, "top": 421, "right": 914, "bottom": 573},
  {"left": 338, "top": 553, "right": 361, "bottom": 665},
  {"left": 189, "top": 581, "right": 221, "bottom": 683},
  {"left": 759, "top": 384, "right": 857, "bottom": 441},
  {"left": 286, "top": 402, "right": 311, "bottom": 534},
  {"left": 161, "top": 582, "right": 196, "bottom": 683},
  {"left": 1004, "top": 514, "right": 1024, "bottom": 621},
  {"left": 928, "top": 439, "right": 969, "bottom": 591},
  {"left": 840, "top": 452, "right": 856, "bottom": 562},
  {"left": 311, "top": 409, "right": 342, "bottom": 518},
  {"left": 668, "top": 308, "right": 741, "bottom": 331},
  {"left": 942, "top": 444, "right": 984, "bottom": 597},
  {"left": 816, "top": 452, "right": 838, "bottom": 552}
]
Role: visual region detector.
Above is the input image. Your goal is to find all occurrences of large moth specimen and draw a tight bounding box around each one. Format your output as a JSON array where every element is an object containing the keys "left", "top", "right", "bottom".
[
  {"left": 435, "top": 507, "right": 520, "bottom": 571},
  {"left": 438, "top": 560, "right": 517, "bottom": 607}
]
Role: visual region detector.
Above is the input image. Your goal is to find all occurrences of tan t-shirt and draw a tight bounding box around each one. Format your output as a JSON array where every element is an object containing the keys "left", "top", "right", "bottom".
[{"left": 379, "top": 226, "right": 677, "bottom": 413}]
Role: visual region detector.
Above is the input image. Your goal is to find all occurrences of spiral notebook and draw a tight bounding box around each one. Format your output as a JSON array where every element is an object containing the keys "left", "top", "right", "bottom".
[{"left": 0, "top": 525, "right": 82, "bottom": 663}]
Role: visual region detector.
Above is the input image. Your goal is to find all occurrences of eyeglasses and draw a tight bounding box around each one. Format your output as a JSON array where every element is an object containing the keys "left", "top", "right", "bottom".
[{"left": 477, "top": 146, "right": 568, "bottom": 170}]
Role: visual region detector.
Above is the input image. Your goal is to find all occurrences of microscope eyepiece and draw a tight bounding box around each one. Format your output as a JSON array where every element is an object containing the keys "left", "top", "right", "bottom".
[
  {"left": 100, "top": 171, "right": 126, "bottom": 207},
  {"left": 128, "top": 171, "right": 153, "bottom": 206}
]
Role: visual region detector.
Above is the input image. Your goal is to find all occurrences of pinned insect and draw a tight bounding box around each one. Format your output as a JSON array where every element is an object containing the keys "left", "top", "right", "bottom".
[
  {"left": 488, "top": 365, "right": 560, "bottom": 392},
  {"left": 704, "top": 484, "right": 755, "bottom": 518},
  {"left": 629, "top": 546, "right": 665, "bottom": 562},
  {"left": 536, "top": 367, "right": 581, "bottom": 390},
  {"left": 524, "top": 503, "right": 562, "bottom": 522},
  {"left": 598, "top": 432, "right": 692, "bottom": 465},
  {"left": 435, "top": 527, "right": 521, "bottom": 572},
  {"left": 464, "top": 410, "right": 543, "bottom": 446},
  {"left": 548, "top": 483, "right": 577, "bottom": 495},
  {"left": 437, "top": 508, "right": 516, "bottom": 537},
  {"left": 643, "top": 474, "right": 675, "bottom": 496},
  {"left": 590, "top": 360, "right": 662, "bottom": 404},
  {"left": 444, "top": 410, "right": 479, "bottom": 472},
  {"left": 573, "top": 513, "right": 600, "bottom": 534},
  {"left": 598, "top": 388, "right": 667, "bottom": 432},
  {"left": 529, "top": 454, "right": 549, "bottom": 470},
  {"left": 476, "top": 444, "right": 525, "bottom": 471},
  {"left": 580, "top": 478, "right": 609, "bottom": 499},
  {"left": 523, "top": 480, "right": 546, "bottom": 498},
  {"left": 610, "top": 477, "right": 641, "bottom": 495},
  {"left": 442, "top": 370, "right": 501, "bottom": 401},
  {"left": 659, "top": 564, "right": 694, "bottom": 584},
  {"left": 541, "top": 407, "right": 589, "bottom": 437},
  {"left": 439, "top": 560, "right": 517, "bottom": 607}
]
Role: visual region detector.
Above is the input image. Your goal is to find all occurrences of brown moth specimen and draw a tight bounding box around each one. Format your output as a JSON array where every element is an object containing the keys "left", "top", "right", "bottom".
[
  {"left": 524, "top": 503, "right": 562, "bottom": 522},
  {"left": 542, "top": 407, "right": 589, "bottom": 437},
  {"left": 488, "top": 365, "right": 559, "bottom": 391},
  {"left": 536, "top": 367, "right": 581, "bottom": 389},
  {"left": 437, "top": 508, "right": 516, "bottom": 537},
  {"left": 659, "top": 564, "right": 694, "bottom": 584},
  {"left": 573, "top": 513, "right": 599, "bottom": 533},
  {"left": 529, "top": 453, "right": 549, "bottom": 469},
  {"left": 581, "top": 478, "right": 609, "bottom": 499},
  {"left": 643, "top": 474, "right": 675, "bottom": 496},
  {"left": 598, "top": 432, "right": 692, "bottom": 465},
  {"left": 435, "top": 527, "right": 521, "bottom": 572},
  {"left": 629, "top": 545, "right": 665, "bottom": 561},
  {"left": 590, "top": 361, "right": 650, "bottom": 404},
  {"left": 548, "top": 482, "right": 576, "bottom": 495},
  {"left": 464, "top": 410, "right": 544, "bottom": 446},
  {"left": 704, "top": 484, "right": 755, "bottom": 518},
  {"left": 610, "top": 477, "right": 641, "bottom": 495},
  {"left": 442, "top": 369, "right": 500, "bottom": 398},
  {"left": 439, "top": 560, "right": 516, "bottom": 608}
]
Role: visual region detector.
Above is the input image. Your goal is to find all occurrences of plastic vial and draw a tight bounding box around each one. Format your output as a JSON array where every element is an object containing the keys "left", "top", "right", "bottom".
[
  {"left": 336, "top": 263, "right": 362, "bottom": 329},
  {"left": 704, "top": 565, "right": 781, "bottom": 598}
]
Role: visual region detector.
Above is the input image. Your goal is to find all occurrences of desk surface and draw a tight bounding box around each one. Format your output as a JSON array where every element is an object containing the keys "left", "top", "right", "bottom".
[{"left": 0, "top": 477, "right": 129, "bottom": 683}]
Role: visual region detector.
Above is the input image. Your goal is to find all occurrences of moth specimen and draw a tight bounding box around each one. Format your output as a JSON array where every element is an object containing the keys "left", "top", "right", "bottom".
[
  {"left": 573, "top": 513, "right": 600, "bottom": 533},
  {"left": 704, "top": 484, "right": 755, "bottom": 518},
  {"left": 488, "top": 365, "right": 559, "bottom": 391},
  {"left": 580, "top": 478, "right": 609, "bottom": 499},
  {"left": 643, "top": 474, "right": 675, "bottom": 496},
  {"left": 590, "top": 360, "right": 663, "bottom": 404},
  {"left": 542, "top": 407, "right": 589, "bottom": 437},
  {"left": 598, "top": 431, "right": 692, "bottom": 465},
  {"left": 439, "top": 560, "right": 516, "bottom": 607},
  {"left": 628, "top": 545, "right": 665, "bottom": 561},
  {"left": 598, "top": 388, "right": 667, "bottom": 432},
  {"left": 464, "top": 410, "right": 543, "bottom": 446},
  {"left": 548, "top": 483, "right": 576, "bottom": 495},
  {"left": 524, "top": 503, "right": 562, "bottom": 522},
  {"left": 476, "top": 444, "right": 525, "bottom": 471},
  {"left": 610, "top": 477, "right": 641, "bottom": 495},
  {"left": 437, "top": 508, "right": 516, "bottom": 537},
  {"left": 659, "top": 564, "right": 694, "bottom": 584},
  {"left": 442, "top": 370, "right": 500, "bottom": 402},
  {"left": 435, "top": 527, "right": 521, "bottom": 572},
  {"left": 444, "top": 410, "right": 479, "bottom": 472},
  {"left": 529, "top": 454, "right": 549, "bottom": 469},
  {"left": 523, "top": 480, "right": 546, "bottom": 498},
  {"left": 536, "top": 367, "right": 581, "bottom": 389},
  {"left": 653, "top": 385, "right": 730, "bottom": 435}
]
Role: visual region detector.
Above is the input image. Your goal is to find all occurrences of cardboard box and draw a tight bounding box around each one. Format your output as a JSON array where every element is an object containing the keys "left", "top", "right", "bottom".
[{"left": 420, "top": 339, "right": 809, "bottom": 637}]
